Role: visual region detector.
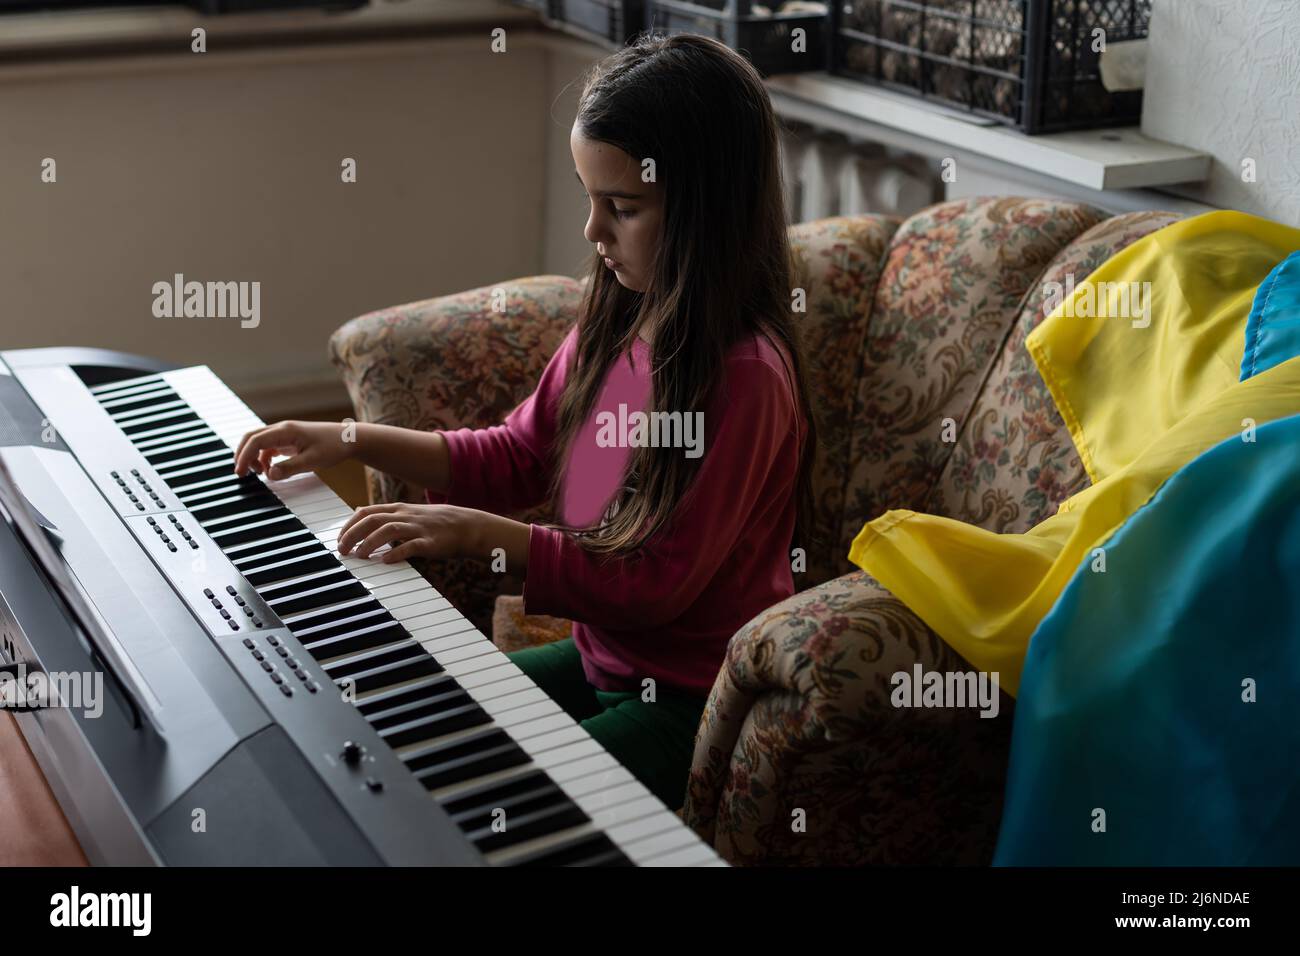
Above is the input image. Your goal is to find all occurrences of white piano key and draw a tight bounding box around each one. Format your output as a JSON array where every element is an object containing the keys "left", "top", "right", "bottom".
[
  {"left": 526, "top": 738, "right": 605, "bottom": 770},
  {"left": 638, "top": 842, "right": 721, "bottom": 867},
  {"left": 570, "top": 780, "right": 645, "bottom": 813},
  {"left": 402, "top": 607, "right": 469, "bottom": 631},
  {"left": 625, "top": 823, "right": 708, "bottom": 860},
  {"left": 453, "top": 661, "right": 522, "bottom": 690},
  {"left": 545, "top": 752, "right": 619, "bottom": 784},
  {"left": 428, "top": 640, "right": 500, "bottom": 667},
  {"left": 383, "top": 587, "right": 446, "bottom": 612},
  {"left": 561, "top": 766, "right": 636, "bottom": 798},
  {"left": 466, "top": 674, "right": 541, "bottom": 702},
  {"left": 584, "top": 797, "right": 664, "bottom": 834},
  {"left": 502, "top": 711, "right": 573, "bottom": 740},
  {"left": 476, "top": 686, "right": 550, "bottom": 717},
  {"left": 440, "top": 652, "right": 512, "bottom": 680},
  {"left": 419, "top": 630, "right": 488, "bottom": 657},
  {"left": 371, "top": 576, "right": 439, "bottom": 602},
  {"left": 388, "top": 597, "right": 450, "bottom": 622},
  {"left": 411, "top": 619, "right": 481, "bottom": 646},
  {"left": 357, "top": 567, "right": 416, "bottom": 589}
]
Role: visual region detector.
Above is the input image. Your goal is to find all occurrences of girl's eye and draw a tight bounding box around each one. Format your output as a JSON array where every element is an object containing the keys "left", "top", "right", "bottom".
[{"left": 613, "top": 207, "right": 636, "bottom": 220}]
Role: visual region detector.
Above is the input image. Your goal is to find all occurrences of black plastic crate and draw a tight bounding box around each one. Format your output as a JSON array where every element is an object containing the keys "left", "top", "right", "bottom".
[
  {"left": 647, "top": 0, "right": 829, "bottom": 77},
  {"left": 829, "top": 0, "right": 1151, "bottom": 133},
  {"left": 550, "top": 0, "right": 650, "bottom": 47}
]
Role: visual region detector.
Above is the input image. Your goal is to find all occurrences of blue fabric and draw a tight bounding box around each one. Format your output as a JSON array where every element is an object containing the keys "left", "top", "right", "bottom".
[
  {"left": 1241, "top": 251, "right": 1300, "bottom": 380},
  {"left": 993, "top": 410, "right": 1300, "bottom": 865},
  {"left": 995, "top": 259, "right": 1300, "bottom": 866}
]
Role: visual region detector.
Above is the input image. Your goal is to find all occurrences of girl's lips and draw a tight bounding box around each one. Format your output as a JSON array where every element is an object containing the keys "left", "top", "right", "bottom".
[{"left": 603, "top": 256, "right": 622, "bottom": 270}]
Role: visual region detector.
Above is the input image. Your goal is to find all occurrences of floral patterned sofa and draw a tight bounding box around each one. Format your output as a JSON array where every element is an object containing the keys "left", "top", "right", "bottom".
[{"left": 329, "top": 196, "right": 1182, "bottom": 866}]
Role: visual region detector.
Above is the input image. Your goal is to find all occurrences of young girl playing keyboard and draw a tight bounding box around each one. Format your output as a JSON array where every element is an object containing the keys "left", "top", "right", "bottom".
[{"left": 233, "top": 33, "right": 819, "bottom": 814}]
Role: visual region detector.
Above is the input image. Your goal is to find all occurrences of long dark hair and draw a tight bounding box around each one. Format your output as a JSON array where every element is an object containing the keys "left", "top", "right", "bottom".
[{"left": 538, "top": 32, "right": 820, "bottom": 564}]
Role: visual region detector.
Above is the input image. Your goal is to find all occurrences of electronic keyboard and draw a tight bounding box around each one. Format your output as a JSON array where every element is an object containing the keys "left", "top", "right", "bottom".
[{"left": 0, "top": 347, "right": 725, "bottom": 867}]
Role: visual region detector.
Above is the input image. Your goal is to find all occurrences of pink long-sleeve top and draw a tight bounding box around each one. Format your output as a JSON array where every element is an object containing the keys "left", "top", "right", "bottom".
[{"left": 426, "top": 324, "right": 805, "bottom": 698}]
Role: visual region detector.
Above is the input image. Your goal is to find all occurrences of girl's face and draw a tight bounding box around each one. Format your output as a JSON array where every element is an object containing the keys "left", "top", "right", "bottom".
[{"left": 571, "top": 124, "right": 663, "bottom": 293}]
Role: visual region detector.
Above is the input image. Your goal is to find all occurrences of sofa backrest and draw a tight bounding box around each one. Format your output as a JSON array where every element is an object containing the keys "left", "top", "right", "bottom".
[
  {"left": 792, "top": 198, "right": 1191, "bottom": 588},
  {"left": 787, "top": 213, "right": 901, "bottom": 586},
  {"left": 922, "top": 208, "right": 1185, "bottom": 533},
  {"left": 792, "top": 196, "right": 1111, "bottom": 583}
]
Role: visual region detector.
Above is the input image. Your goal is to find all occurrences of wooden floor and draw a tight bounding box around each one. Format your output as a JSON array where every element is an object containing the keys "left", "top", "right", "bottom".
[{"left": 0, "top": 405, "right": 371, "bottom": 865}]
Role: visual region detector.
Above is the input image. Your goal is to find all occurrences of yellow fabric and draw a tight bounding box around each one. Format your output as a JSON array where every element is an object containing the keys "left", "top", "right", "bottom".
[{"left": 848, "top": 211, "right": 1300, "bottom": 697}]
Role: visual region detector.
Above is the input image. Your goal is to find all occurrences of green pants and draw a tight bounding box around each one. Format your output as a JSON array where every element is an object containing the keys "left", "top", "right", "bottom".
[{"left": 505, "top": 638, "right": 707, "bottom": 812}]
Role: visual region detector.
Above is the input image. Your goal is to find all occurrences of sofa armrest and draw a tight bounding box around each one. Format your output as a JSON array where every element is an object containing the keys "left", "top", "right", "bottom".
[
  {"left": 328, "top": 275, "right": 584, "bottom": 507},
  {"left": 683, "top": 570, "right": 1015, "bottom": 866},
  {"left": 327, "top": 274, "right": 584, "bottom": 636}
]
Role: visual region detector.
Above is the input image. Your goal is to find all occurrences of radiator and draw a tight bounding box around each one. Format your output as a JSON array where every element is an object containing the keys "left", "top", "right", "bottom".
[{"left": 779, "top": 122, "right": 941, "bottom": 223}]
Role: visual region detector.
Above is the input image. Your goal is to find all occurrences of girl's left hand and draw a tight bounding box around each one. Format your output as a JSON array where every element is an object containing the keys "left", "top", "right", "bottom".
[{"left": 336, "top": 502, "right": 481, "bottom": 563}]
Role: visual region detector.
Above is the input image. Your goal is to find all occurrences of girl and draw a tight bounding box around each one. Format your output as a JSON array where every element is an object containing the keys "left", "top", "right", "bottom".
[{"left": 233, "top": 33, "right": 820, "bottom": 814}]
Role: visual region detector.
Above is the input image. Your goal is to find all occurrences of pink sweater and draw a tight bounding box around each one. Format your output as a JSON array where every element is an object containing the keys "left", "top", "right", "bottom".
[{"left": 426, "top": 325, "right": 805, "bottom": 697}]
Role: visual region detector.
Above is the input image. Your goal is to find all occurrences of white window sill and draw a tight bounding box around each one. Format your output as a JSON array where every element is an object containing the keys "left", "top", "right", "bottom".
[{"left": 766, "top": 73, "right": 1212, "bottom": 192}]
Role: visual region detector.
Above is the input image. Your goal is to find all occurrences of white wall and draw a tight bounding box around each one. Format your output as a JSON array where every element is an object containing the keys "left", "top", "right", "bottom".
[
  {"left": 542, "top": 43, "right": 604, "bottom": 277},
  {"left": 0, "top": 9, "right": 599, "bottom": 417},
  {"left": 1142, "top": 0, "right": 1300, "bottom": 226}
]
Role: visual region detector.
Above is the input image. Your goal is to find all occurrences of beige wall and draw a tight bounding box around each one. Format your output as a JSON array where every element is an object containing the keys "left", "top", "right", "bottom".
[{"left": 1, "top": 9, "right": 603, "bottom": 417}]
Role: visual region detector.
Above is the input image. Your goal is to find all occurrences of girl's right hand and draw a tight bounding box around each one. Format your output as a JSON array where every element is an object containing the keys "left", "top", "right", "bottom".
[{"left": 232, "top": 420, "right": 358, "bottom": 480}]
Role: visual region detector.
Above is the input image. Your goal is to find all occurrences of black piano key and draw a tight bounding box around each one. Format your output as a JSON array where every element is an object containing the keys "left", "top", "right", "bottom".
[
  {"left": 242, "top": 549, "right": 340, "bottom": 587},
  {"left": 109, "top": 398, "right": 190, "bottom": 423},
  {"left": 438, "top": 772, "right": 598, "bottom": 856},
  {"left": 132, "top": 424, "right": 213, "bottom": 450},
  {"left": 188, "top": 490, "right": 283, "bottom": 520},
  {"left": 119, "top": 410, "right": 201, "bottom": 436},
  {"left": 404, "top": 730, "right": 532, "bottom": 791},
  {"left": 263, "top": 576, "right": 368, "bottom": 617},
  {"left": 374, "top": 700, "right": 491, "bottom": 749},
  {"left": 258, "top": 565, "right": 353, "bottom": 599},
  {"left": 143, "top": 438, "right": 232, "bottom": 466},
  {"left": 98, "top": 388, "right": 180, "bottom": 415},
  {"left": 466, "top": 801, "right": 591, "bottom": 854},
  {"left": 280, "top": 602, "right": 387, "bottom": 639},
  {"left": 192, "top": 501, "right": 285, "bottom": 528},
  {"left": 440, "top": 771, "right": 562, "bottom": 823},
  {"left": 365, "top": 677, "right": 470, "bottom": 720},
  {"left": 354, "top": 674, "right": 455, "bottom": 717},
  {"left": 153, "top": 450, "right": 237, "bottom": 479},
  {"left": 365, "top": 683, "right": 480, "bottom": 730},
  {"left": 88, "top": 374, "right": 165, "bottom": 396},
  {"left": 172, "top": 471, "right": 258, "bottom": 497},
  {"left": 509, "top": 832, "right": 634, "bottom": 867},
  {"left": 125, "top": 419, "right": 209, "bottom": 444},
  {"left": 299, "top": 620, "right": 406, "bottom": 660},
  {"left": 334, "top": 655, "right": 443, "bottom": 695},
  {"left": 155, "top": 459, "right": 242, "bottom": 487},
  {"left": 209, "top": 514, "right": 306, "bottom": 549},
  {"left": 88, "top": 369, "right": 162, "bottom": 392},
  {"left": 274, "top": 592, "right": 376, "bottom": 627},
  {"left": 574, "top": 849, "right": 636, "bottom": 866},
  {"left": 323, "top": 638, "right": 430, "bottom": 678},
  {"left": 183, "top": 476, "right": 279, "bottom": 509}
]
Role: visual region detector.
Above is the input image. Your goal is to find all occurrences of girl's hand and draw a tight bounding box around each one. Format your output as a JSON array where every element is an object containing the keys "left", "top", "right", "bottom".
[
  {"left": 336, "top": 502, "right": 482, "bottom": 564},
  {"left": 233, "top": 420, "right": 358, "bottom": 479}
]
